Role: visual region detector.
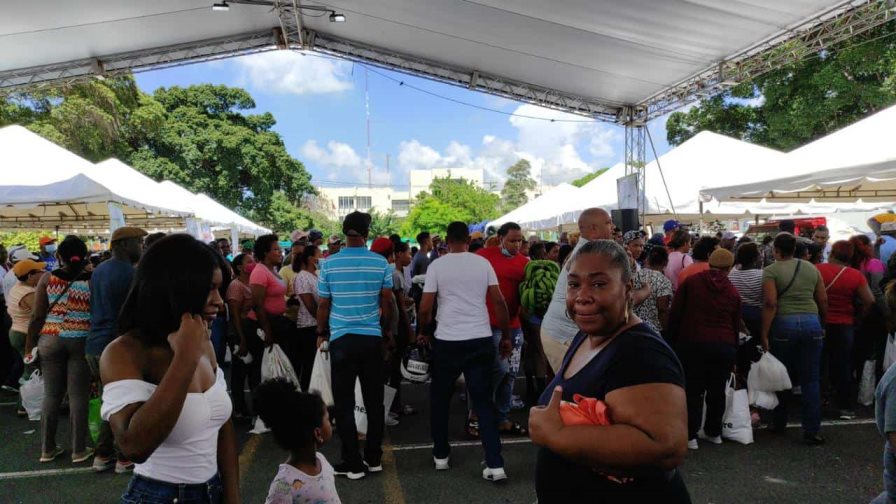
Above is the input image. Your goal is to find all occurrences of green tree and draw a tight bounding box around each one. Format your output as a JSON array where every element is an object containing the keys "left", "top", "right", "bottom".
[
  {"left": 666, "top": 23, "right": 896, "bottom": 151},
  {"left": 401, "top": 177, "right": 500, "bottom": 236},
  {"left": 500, "top": 159, "right": 537, "bottom": 212},
  {"left": 571, "top": 168, "right": 609, "bottom": 187},
  {"left": 369, "top": 210, "right": 403, "bottom": 237},
  {"left": 1, "top": 77, "right": 315, "bottom": 232}
]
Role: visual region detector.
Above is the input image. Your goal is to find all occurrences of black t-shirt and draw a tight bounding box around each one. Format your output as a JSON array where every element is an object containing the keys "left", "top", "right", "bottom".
[{"left": 535, "top": 323, "right": 690, "bottom": 504}]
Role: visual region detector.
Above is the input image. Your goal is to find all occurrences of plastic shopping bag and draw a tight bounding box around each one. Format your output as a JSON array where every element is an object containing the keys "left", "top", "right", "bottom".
[
  {"left": 308, "top": 344, "right": 334, "bottom": 406},
  {"left": 354, "top": 381, "right": 397, "bottom": 435},
  {"left": 20, "top": 370, "right": 43, "bottom": 421},
  {"left": 885, "top": 334, "right": 896, "bottom": 371},
  {"left": 560, "top": 394, "right": 611, "bottom": 426},
  {"left": 261, "top": 344, "right": 300, "bottom": 387},
  {"left": 859, "top": 360, "right": 877, "bottom": 407},
  {"left": 722, "top": 376, "right": 754, "bottom": 445},
  {"left": 747, "top": 351, "right": 792, "bottom": 393},
  {"left": 749, "top": 389, "right": 779, "bottom": 410},
  {"left": 88, "top": 397, "right": 103, "bottom": 443}
]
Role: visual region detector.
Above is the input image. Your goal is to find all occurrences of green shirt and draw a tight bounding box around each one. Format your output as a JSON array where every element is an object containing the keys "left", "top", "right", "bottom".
[{"left": 762, "top": 259, "right": 821, "bottom": 315}]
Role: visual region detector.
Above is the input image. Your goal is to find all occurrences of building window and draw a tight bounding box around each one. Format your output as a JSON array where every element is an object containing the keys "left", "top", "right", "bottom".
[
  {"left": 356, "top": 196, "right": 372, "bottom": 210},
  {"left": 338, "top": 196, "right": 354, "bottom": 210},
  {"left": 392, "top": 199, "right": 410, "bottom": 212}
]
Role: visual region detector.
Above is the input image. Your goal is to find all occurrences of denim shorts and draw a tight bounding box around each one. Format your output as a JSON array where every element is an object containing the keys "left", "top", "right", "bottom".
[{"left": 121, "top": 473, "right": 223, "bottom": 504}]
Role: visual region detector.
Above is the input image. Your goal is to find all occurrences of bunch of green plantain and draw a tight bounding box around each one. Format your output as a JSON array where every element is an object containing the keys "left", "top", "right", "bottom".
[{"left": 519, "top": 260, "right": 560, "bottom": 317}]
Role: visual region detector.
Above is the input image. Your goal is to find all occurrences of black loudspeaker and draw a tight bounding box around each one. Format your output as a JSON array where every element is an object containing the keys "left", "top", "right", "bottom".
[{"left": 611, "top": 209, "right": 640, "bottom": 233}]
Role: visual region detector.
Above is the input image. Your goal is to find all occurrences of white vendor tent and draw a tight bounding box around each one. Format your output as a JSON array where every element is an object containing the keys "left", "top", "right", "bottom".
[
  {"left": 157, "top": 181, "right": 271, "bottom": 236},
  {"left": 700, "top": 105, "right": 896, "bottom": 204},
  {"left": 525, "top": 132, "right": 789, "bottom": 229},
  {"left": 489, "top": 183, "right": 581, "bottom": 229},
  {"left": 0, "top": 125, "right": 191, "bottom": 230}
]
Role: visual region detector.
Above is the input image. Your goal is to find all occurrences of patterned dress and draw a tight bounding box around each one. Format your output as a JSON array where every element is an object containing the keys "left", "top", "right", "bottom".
[{"left": 41, "top": 271, "right": 91, "bottom": 339}]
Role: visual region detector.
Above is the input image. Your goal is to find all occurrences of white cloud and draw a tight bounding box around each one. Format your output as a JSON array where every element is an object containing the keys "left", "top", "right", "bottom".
[
  {"left": 396, "top": 140, "right": 442, "bottom": 171},
  {"left": 301, "top": 140, "right": 391, "bottom": 185},
  {"left": 233, "top": 51, "right": 352, "bottom": 95}
]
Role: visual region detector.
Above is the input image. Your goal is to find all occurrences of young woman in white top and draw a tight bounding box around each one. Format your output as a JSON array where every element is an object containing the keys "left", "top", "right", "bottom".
[
  {"left": 292, "top": 245, "right": 321, "bottom": 392},
  {"left": 100, "top": 234, "right": 239, "bottom": 503}
]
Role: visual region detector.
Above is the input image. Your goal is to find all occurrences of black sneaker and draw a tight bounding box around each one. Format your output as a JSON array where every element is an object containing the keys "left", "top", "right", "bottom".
[
  {"left": 803, "top": 433, "right": 826, "bottom": 446},
  {"left": 333, "top": 462, "right": 366, "bottom": 480}
]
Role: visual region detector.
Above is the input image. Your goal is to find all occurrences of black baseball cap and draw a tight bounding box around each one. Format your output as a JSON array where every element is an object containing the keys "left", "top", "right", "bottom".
[
  {"left": 342, "top": 211, "right": 371, "bottom": 237},
  {"left": 308, "top": 230, "right": 324, "bottom": 241}
]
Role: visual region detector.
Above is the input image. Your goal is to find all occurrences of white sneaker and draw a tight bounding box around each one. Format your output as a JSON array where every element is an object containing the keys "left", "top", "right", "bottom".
[
  {"left": 434, "top": 456, "right": 450, "bottom": 471},
  {"left": 698, "top": 432, "right": 722, "bottom": 445},
  {"left": 364, "top": 461, "right": 383, "bottom": 473},
  {"left": 687, "top": 439, "right": 699, "bottom": 450},
  {"left": 482, "top": 467, "right": 507, "bottom": 482},
  {"left": 385, "top": 416, "right": 399, "bottom": 427}
]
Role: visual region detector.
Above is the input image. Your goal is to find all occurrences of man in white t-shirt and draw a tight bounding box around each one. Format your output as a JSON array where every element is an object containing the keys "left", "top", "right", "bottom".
[
  {"left": 417, "top": 221, "right": 512, "bottom": 482},
  {"left": 539, "top": 208, "right": 614, "bottom": 373}
]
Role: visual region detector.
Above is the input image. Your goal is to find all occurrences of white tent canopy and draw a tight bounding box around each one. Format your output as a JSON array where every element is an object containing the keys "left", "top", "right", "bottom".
[
  {"left": 489, "top": 183, "right": 581, "bottom": 229},
  {"left": 0, "top": 125, "right": 191, "bottom": 230},
  {"left": 701, "top": 105, "right": 896, "bottom": 204},
  {"left": 157, "top": 181, "right": 271, "bottom": 236},
  {"left": 524, "top": 132, "right": 789, "bottom": 229},
  {"left": 1, "top": 1, "right": 867, "bottom": 119}
]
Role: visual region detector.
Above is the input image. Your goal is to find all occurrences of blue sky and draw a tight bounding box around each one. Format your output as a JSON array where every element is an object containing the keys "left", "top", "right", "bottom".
[{"left": 135, "top": 51, "right": 675, "bottom": 191}]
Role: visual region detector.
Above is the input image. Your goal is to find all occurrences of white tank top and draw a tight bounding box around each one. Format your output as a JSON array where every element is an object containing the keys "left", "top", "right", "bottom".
[
  {"left": 101, "top": 367, "right": 232, "bottom": 484},
  {"left": 7, "top": 282, "right": 35, "bottom": 333}
]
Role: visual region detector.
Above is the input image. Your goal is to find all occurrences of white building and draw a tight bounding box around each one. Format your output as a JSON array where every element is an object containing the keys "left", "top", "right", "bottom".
[{"left": 317, "top": 186, "right": 411, "bottom": 220}]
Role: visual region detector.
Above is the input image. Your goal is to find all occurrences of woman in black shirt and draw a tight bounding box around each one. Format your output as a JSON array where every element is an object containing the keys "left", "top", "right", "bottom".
[{"left": 529, "top": 240, "right": 690, "bottom": 503}]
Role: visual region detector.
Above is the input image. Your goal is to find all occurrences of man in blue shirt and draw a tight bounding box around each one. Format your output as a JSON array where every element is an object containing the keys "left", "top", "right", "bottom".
[
  {"left": 317, "top": 211, "right": 394, "bottom": 480},
  {"left": 87, "top": 226, "right": 146, "bottom": 474}
]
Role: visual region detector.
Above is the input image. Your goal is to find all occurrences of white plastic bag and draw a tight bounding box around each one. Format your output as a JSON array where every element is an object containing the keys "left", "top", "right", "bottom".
[
  {"left": 885, "top": 334, "right": 896, "bottom": 371},
  {"left": 308, "top": 344, "right": 334, "bottom": 406},
  {"left": 354, "top": 381, "right": 397, "bottom": 435},
  {"left": 749, "top": 389, "right": 779, "bottom": 410},
  {"left": 747, "top": 351, "right": 792, "bottom": 393},
  {"left": 261, "top": 344, "right": 299, "bottom": 387},
  {"left": 859, "top": 359, "right": 877, "bottom": 407},
  {"left": 20, "top": 370, "right": 43, "bottom": 421},
  {"left": 722, "top": 376, "right": 754, "bottom": 445}
]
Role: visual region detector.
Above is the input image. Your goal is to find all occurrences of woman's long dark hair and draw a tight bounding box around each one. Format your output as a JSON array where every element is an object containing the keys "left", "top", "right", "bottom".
[
  {"left": 118, "top": 234, "right": 225, "bottom": 346},
  {"left": 298, "top": 245, "right": 318, "bottom": 271}
]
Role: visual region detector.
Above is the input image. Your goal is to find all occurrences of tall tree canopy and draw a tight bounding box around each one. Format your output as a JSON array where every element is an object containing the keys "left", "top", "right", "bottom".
[
  {"left": 500, "top": 159, "right": 537, "bottom": 213},
  {"left": 402, "top": 177, "right": 500, "bottom": 236},
  {"left": 666, "top": 23, "right": 896, "bottom": 152},
  {"left": 1, "top": 76, "right": 315, "bottom": 233}
]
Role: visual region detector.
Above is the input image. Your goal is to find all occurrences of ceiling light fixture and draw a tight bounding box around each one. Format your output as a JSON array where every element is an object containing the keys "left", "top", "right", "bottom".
[{"left": 212, "top": 1, "right": 230, "bottom": 12}]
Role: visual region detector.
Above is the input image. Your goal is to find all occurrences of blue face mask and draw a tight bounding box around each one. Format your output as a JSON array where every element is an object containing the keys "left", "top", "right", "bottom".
[
  {"left": 501, "top": 246, "right": 516, "bottom": 257},
  {"left": 45, "top": 244, "right": 57, "bottom": 254}
]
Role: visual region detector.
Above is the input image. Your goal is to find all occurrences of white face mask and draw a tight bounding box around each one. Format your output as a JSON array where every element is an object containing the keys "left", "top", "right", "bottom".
[{"left": 45, "top": 244, "right": 57, "bottom": 254}]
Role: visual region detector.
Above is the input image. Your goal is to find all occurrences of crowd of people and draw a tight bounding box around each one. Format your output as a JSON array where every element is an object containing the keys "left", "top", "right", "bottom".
[{"left": 3, "top": 208, "right": 896, "bottom": 503}]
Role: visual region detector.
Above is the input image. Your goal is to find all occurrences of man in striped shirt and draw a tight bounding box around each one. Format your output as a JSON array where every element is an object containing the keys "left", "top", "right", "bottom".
[{"left": 317, "top": 211, "right": 395, "bottom": 480}]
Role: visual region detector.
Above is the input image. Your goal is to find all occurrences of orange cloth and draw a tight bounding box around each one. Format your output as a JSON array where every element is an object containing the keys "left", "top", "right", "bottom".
[{"left": 559, "top": 394, "right": 611, "bottom": 426}]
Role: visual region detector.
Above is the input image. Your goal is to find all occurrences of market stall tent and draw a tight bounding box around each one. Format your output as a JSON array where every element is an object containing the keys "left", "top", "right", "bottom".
[
  {"left": 0, "top": 125, "right": 192, "bottom": 231},
  {"left": 700, "top": 105, "right": 896, "bottom": 204},
  {"left": 489, "top": 183, "right": 581, "bottom": 230},
  {"left": 157, "top": 181, "right": 271, "bottom": 236}
]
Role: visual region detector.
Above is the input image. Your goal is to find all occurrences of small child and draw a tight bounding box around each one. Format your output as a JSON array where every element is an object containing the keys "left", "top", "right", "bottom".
[{"left": 255, "top": 378, "right": 341, "bottom": 504}]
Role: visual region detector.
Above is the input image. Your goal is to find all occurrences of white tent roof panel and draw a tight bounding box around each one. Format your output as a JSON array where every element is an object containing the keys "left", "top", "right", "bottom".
[{"left": 1, "top": 0, "right": 861, "bottom": 110}]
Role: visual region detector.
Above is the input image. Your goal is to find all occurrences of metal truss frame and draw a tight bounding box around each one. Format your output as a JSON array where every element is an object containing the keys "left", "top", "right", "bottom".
[
  {"left": 0, "top": 0, "right": 892, "bottom": 123},
  {"left": 640, "top": 0, "right": 895, "bottom": 121}
]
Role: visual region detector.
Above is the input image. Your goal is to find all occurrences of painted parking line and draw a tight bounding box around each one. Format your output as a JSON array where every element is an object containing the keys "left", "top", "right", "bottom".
[
  {"left": 381, "top": 432, "right": 406, "bottom": 504},
  {"left": 0, "top": 467, "right": 93, "bottom": 481}
]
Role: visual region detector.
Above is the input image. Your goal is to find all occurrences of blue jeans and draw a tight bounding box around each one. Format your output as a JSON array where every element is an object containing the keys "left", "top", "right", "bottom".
[
  {"left": 770, "top": 314, "right": 824, "bottom": 434},
  {"left": 871, "top": 445, "right": 896, "bottom": 504},
  {"left": 825, "top": 324, "right": 855, "bottom": 411},
  {"left": 430, "top": 337, "right": 504, "bottom": 468},
  {"left": 121, "top": 474, "right": 222, "bottom": 504},
  {"left": 492, "top": 327, "right": 524, "bottom": 424}
]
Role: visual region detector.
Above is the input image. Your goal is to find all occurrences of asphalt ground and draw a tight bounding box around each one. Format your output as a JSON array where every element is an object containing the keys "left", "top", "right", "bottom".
[{"left": 0, "top": 379, "right": 887, "bottom": 504}]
